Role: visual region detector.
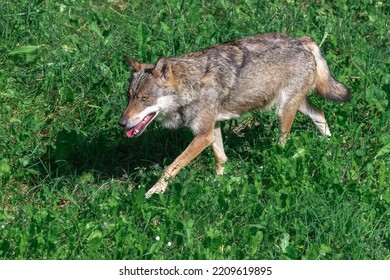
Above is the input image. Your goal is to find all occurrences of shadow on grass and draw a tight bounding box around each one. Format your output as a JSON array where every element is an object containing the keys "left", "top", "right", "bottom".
[{"left": 36, "top": 113, "right": 276, "bottom": 188}]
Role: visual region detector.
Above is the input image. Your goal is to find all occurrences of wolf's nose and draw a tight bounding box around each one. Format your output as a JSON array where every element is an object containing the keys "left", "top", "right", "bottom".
[{"left": 118, "top": 117, "right": 127, "bottom": 128}]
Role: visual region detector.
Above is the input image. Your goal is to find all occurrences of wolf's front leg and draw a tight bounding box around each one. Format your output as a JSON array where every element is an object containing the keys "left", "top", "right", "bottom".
[
  {"left": 145, "top": 179, "right": 168, "bottom": 198},
  {"left": 145, "top": 131, "right": 215, "bottom": 198}
]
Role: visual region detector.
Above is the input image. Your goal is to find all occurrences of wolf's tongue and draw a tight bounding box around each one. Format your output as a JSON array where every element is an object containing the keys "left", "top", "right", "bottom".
[
  {"left": 125, "top": 113, "right": 155, "bottom": 138},
  {"left": 125, "top": 127, "right": 137, "bottom": 138}
]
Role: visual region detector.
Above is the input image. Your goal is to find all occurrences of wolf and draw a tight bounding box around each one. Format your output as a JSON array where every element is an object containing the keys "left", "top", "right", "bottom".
[{"left": 118, "top": 33, "right": 350, "bottom": 198}]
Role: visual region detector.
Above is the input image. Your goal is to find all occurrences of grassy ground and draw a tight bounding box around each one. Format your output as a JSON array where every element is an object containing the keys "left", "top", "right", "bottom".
[{"left": 0, "top": 0, "right": 389, "bottom": 259}]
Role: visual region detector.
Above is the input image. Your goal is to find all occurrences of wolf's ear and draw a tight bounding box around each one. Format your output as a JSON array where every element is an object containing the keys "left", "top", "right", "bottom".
[
  {"left": 153, "top": 56, "right": 171, "bottom": 80},
  {"left": 123, "top": 55, "right": 143, "bottom": 72}
]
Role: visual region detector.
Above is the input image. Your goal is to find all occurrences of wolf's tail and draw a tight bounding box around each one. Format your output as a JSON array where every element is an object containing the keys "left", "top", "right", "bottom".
[{"left": 299, "top": 36, "right": 351, "bottom": 102}]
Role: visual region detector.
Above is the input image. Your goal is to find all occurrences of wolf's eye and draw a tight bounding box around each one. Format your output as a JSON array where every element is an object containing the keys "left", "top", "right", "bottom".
[{"left": 141, "top": 96, "right": 148, "bottom": 101}]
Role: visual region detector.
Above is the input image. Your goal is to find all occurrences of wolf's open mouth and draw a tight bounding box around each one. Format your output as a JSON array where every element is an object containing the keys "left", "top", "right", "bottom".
[{"left": 125, "top": 113, "right": 157, "bottom": 138}]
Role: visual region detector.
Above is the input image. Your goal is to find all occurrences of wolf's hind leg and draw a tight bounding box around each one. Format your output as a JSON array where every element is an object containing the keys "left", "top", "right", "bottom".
[
  {"left": 299, "top": 97, "right": 331, "bottom": 136},
  {"left": 212, "top": 124, "right": 228, "bottom": 175},
  {"left": 277, "top": 103, "right": 298, "bottom": 146}
]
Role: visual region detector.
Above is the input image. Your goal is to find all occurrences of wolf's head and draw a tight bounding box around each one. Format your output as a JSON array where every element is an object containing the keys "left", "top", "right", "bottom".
[{"left": 118, "top": 56, "right": 178, "bottom": 138}]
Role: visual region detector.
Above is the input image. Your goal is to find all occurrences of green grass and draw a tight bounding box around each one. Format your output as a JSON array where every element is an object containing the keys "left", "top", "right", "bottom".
[{"left": 0, "top": 0, "right": 389, "bottom": 259}]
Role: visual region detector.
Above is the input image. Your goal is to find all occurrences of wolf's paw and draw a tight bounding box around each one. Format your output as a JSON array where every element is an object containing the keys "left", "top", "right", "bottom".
[
  {"left": 216, "top": 164, "right": 225, "bottom": 175},
  {"left": 145, "top": 181, "right": 168, "bottom": 198}
]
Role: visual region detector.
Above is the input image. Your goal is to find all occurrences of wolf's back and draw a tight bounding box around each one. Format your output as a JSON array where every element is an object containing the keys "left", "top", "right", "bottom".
[{"left": 299, "top": 36, "right": 350, "bottom": 102}]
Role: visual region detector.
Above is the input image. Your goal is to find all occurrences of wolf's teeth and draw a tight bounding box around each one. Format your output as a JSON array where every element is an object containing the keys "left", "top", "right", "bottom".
[{"left": 135, "top": 129, "right": 139, "bottom": 134}]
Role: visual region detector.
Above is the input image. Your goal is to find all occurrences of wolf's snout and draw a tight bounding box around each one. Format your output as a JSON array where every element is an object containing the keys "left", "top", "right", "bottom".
[{"left": 118, "top": 117, "right": 127, "bottom": 128}]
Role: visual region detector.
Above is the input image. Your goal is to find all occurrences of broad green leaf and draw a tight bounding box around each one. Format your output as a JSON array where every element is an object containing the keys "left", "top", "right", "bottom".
[
  {"left": 292, "top": 147, "right": 306, "bottom": 159},
  {"left": 8, "top": 45, "right": 45, "bottom": 55},
  {"left": 160, "top": 21, "right": 172, "bottom": 34},
  {"left": 88, "top": 21, "right": 103, "bottom": 38},
  {"left": 89, "top": 230, "right": 103, "bottom": 240},
  {"left": 375, "top": 143, "right": 390, "bottom": 159},
  {"left": 0, "top": 161, "right": 11, "bottom": 174},
  {"left": 280, "top": 233, "right": 290, "bottom": 253}
]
